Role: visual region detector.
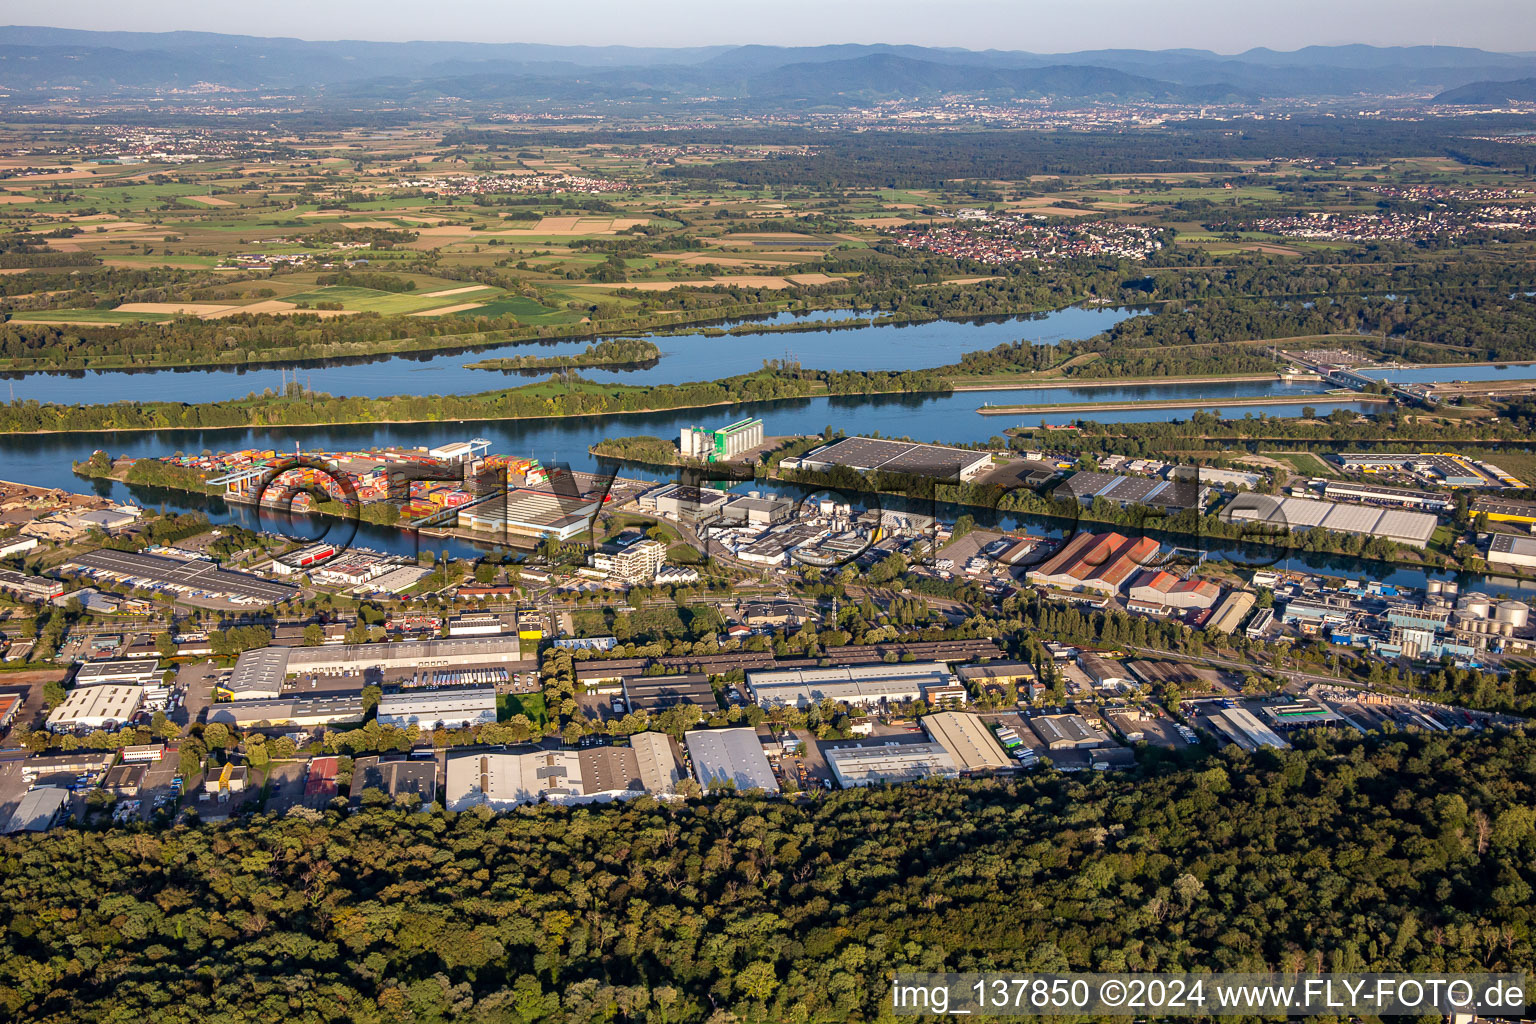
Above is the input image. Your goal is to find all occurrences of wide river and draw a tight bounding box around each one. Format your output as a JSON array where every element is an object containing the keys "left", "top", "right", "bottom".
[{"left": 4, "top": 305, "right": 1525, "bottom": 595}]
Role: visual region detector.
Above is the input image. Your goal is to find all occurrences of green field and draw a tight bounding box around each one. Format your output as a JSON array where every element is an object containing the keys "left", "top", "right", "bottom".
[
  {"left": 497, "top": 692, "right": 548, "bottom": 725},
  {"left": 9, "top": 308, "right": 176, "bottom": 324},
  {"left": 281, "top": 285, "right": 466, "bottom": 314},
  {"left": 454, "top": 296, "right": 574, "bottom": 323}
]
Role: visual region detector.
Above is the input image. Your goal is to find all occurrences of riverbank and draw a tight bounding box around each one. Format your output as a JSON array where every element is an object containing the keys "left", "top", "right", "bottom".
[
  {"left": 955, "top": 373, "right": 1285, "bottom": 393},
  {"left": 977, "top": 392, "right": 1388, "bottom": 415}
]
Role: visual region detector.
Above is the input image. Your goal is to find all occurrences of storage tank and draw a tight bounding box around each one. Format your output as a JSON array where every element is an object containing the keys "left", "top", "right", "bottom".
[
  {"left": 1496, "top": 600, "right": 1531, "bottom": 629},
  {"left": 1457, "top": 594, "right": 1493, "bottom": 620},
  {"left": 1426, "top": 580, "right": 1443, "bottom": 595},
  {"left": 1443, "top": 581, "right": 1460, "bottom": 597}
]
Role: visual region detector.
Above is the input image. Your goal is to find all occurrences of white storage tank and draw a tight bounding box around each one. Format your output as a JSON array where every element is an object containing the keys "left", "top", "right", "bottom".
[
  {"left": 1426, "top": 580, "right": 1443, "bottom": 595},
  {"left": 1458, "top": 594, "right": 1493, "bottom": 620},
  {"left": 1495, "top": 600, "right": 1531, "bottom": 629}
]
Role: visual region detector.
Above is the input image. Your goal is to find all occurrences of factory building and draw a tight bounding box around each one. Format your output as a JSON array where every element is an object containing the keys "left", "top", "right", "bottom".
[
  {"left": 376, "top": 686, "right": 498, "bottom": 730},
  {"left": 921, "top": 711, "right": 1012, "bottom": 771},
  {"left": 457, "top": 488, "right": 599, "bottom": 541},
  {"left": 637, "top": 483, "right": 731, "bottom": 523},
  {"left": 1487, "top": 533, "right": 1536, "bottom": 571},
  {"left": 1127, "top": 569, "right": 1222, "bottom": 611},
  {"left": 620, "top": 673, "right": 717, "bottom": 714},
  {"left": 349, "top": 756, "right": 438, "bottom": 806},
  {"left": 685, "top": 726, "right": 780, "bottom": 793},
  {"left": 224, "top": 638, "right": 526, "bottom": 698},
  {"left": 1260, "top": 699, "right": 1345, "bottom": 731},
  {"left": 46, "top": 684, "right": 144, "bottom": 733},
  {"left": 75, "top": 659, "right": 163, "bottom": 686},
  {"left": 1206, "top": 707, "right": 1290, "bottom": 751},
  {"left": 955, "top": 661, "right": 1039, "bottom": 701},
  {"left": 825, "top": 741, "right": 959, "bottom": 788},
  {"left": 2, "top": 787, "right": 70, "bottom": 834},
  {"left": 1026, "top": 532, "right": 1161, "bottom": 596},
  {"left": 445, "top": 741, "right": 681, "bottom": 811},
  {"left": 0, "top": 568, "right": 64, "bottom": 603},
  {"left": 207, "top": 694, "right": 366, "bottom": 729},
  {"left": 680, "top": 417, "right": 764, "bottom": 461},
  {"left": 1472, "top": 497, "right": 1536, "bottom": 525},
  {"left": 446, "top": 750, "right": 584, "bottom": 811},
  {"left": 785, "top": 436, "right": 993, "bottom": 483},
  {"left": 747, "top": 661, "right": 958, "bottom": 710},
  {"left": 1030, "top": 713, "right": 1109, "bottom": 750},
  {"left": 1220, "top": 494, "right": 1437, "bottom": 548},
  {"left": 1054, "top": 472, "right": 1206, "bottom": 512},
  {"left": 1208, "top": 590, "right": 1258, "bottom": 635},
  {"left": 1322, "top": 481, "right": 1453, "bottom": 512}
]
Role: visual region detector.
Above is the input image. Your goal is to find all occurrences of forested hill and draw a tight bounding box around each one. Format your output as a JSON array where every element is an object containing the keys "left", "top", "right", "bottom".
[{"left": 2, "top": 728, "right": 1535, "bottom": 1023}]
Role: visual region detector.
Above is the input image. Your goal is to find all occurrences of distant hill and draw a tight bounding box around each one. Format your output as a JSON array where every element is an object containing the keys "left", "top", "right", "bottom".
[
  {"left": 1, "top": 27, "right": 1534, "bottom": 107},
  {"left": 1434, "top": 77, "right": 1536, "bottom": 104},
  {"left": 744, "top": 54, "right": 1251, "bottom": 104}
]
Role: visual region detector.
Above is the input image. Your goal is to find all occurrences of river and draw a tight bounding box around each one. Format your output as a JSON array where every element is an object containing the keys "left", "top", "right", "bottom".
[
  {"left": 1, "top": 304, "right": 1513, "bottom": 594},
  {"left": 1, "top": 305, "right": 1144, "bottom": 404}
]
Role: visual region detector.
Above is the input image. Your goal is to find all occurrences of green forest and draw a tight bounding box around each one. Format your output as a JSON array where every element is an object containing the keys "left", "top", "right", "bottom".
[{"left": 1, "top": 729, "right": 1534, "bottom": 1023}]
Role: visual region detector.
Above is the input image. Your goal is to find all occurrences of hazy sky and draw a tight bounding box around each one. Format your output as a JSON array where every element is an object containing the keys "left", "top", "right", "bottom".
[{"left": 19, "top": 0, "right": 1536, "bottom": 52}]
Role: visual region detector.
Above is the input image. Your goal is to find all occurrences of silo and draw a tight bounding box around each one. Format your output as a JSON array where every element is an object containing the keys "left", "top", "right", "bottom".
[{"left": 1495, "top": 600, "right": 1531, "bottom": 629}]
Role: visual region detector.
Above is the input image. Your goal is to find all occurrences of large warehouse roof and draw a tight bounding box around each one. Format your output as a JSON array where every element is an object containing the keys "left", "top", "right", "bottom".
[
  {"left": 685, "top": 727, "right": 779, "bottom": 793},
  {"left": 1221, "top": 495, "right": 1436, "bottom": 547},
  {"left": 921, "top": 712, "right": 1011, "bottom": 771},
  {"left": 64, "top": 548, "right": 297, "bottom": 604}
]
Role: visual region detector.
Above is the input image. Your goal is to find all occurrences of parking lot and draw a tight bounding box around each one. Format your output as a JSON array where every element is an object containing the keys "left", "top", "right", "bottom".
[{"left": 177, "top": 660, "right": 221, "bottom": 728}]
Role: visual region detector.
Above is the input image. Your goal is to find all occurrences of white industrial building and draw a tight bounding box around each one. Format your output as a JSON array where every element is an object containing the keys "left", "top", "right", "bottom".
[
  {"left": 223, "top": 637, "right": 525, "bottom": 698},
  {"left": 685, "top": 726, "right": 780, "bottom": 793},
  {"left": 46, "top": 683, "right": 144, "bottom": 733},
  {"left": 1221, "top": 494, "right": 1437, "bottom": 548},
  {"left": 921, "top": 711, "right": 1012, "bottom": 771},
  {"left": 445, "top": 740, "right": 681, "bottom": 811},
  {"left": 207, "top": 694, "right": 366, "bottom": 729},
  {"left": 377, "top": 686, "right": 498, "bottom": 730},
  {"left": 1487, "top": 533, "right": 1536, "bottom": 572},
  {"left": 747, "top": 661, "right": 959, "bottom": 709},
  {"left": 825, "top": 741, "right": 959, "bottom": 788},
  {"left": 75, "top": 659, "right": 161, "bottom": 687}
]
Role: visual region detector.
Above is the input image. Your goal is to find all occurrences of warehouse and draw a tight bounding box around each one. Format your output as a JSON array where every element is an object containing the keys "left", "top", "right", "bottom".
[
  {"left": 75, "top": 659, "right": 161, "bottom": 686},
  {"left": 349, "top": 756, "right": 439, "bottom": 805},
  {"left": 788, "top": 436, "right": 993, "bottom": 483},
  {"left": 0, "top": 568, "right": 64, "bottom": 603},
  {"left": 638, "top": 483, "right": 731, "bottom": 523},
  {"left": 456, "top": 488, "right": 599, "bottom": 541},
  {"left": 1207, "top": 707, "right": 1290, "bottom": 751},
  {"left": 1322, "top": 481, "right": 1453, "bottom": 512},
  {"left": 747, "top": 661, "right": 957, "bottom": 709},
  {"left": 444, "top": 748, "right": 666, "bottom": 811},
  {"left": 1030, "top": 713, "right": 1108, "bottom": 750},
  {"left": 208, "top": 694, "right": 366, "bottom": 728},
  {"left": 61, "top": 548, "right": 297, "bottom": 604},
  {"left": 1487, "top": 533, "right": 1536, "bottom": 571},
  {"left": 1336, "top": 452, "right": 1490, "bottom": 486},
  {"left": 224, "top": 637, "right": 526, "bottom": 697},
  {"left": 1054, "top": 472, "right": 1205, "bottom": 512},
  {"left": 921, "top": 711, "right": 1011, "bottom": 771},
  {"left": 1026, "top": 531, "right": 1162, "bottom": 596},
  {"left": 628, "top": 732, "right": 684, "bottom": 794},
  {"left": 956, "top": 661, "right": 1039, "bottom": 701},
  {"left": 21, "top": 751, "right": 113, "bottom": 782},
  {"left": 1127, "top": 569, "right": 1222, "bottom": 611},
  {"left": 2, "top": 787, "right": 70, "bottom": 834},
  {"left": 1220, "top": 495, "right": 1437, "bottom": 548},
  {"left": 1077, "top": 652, "right": 1134, "bottom": 690},
  {"left": 685, "top": 726, "right": 780, "bottom": 793},
  {"left": 1472, "top": 497, "right": 1536, "bottom": 525},
  {"left": 46, "top": 683, "right": 144, "bottom": 733},
  {"left": 825, "top": 741, "right": 959, "bottom": 788},
  {"left": 621, "top": 673, "right": 717, "bottom": 714},
  {"left": 1208, "top": 590, "right": 1258, "bottom": 635},
  {"left": 376, "top": 686, "right": 498, "bottom": 730}
]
